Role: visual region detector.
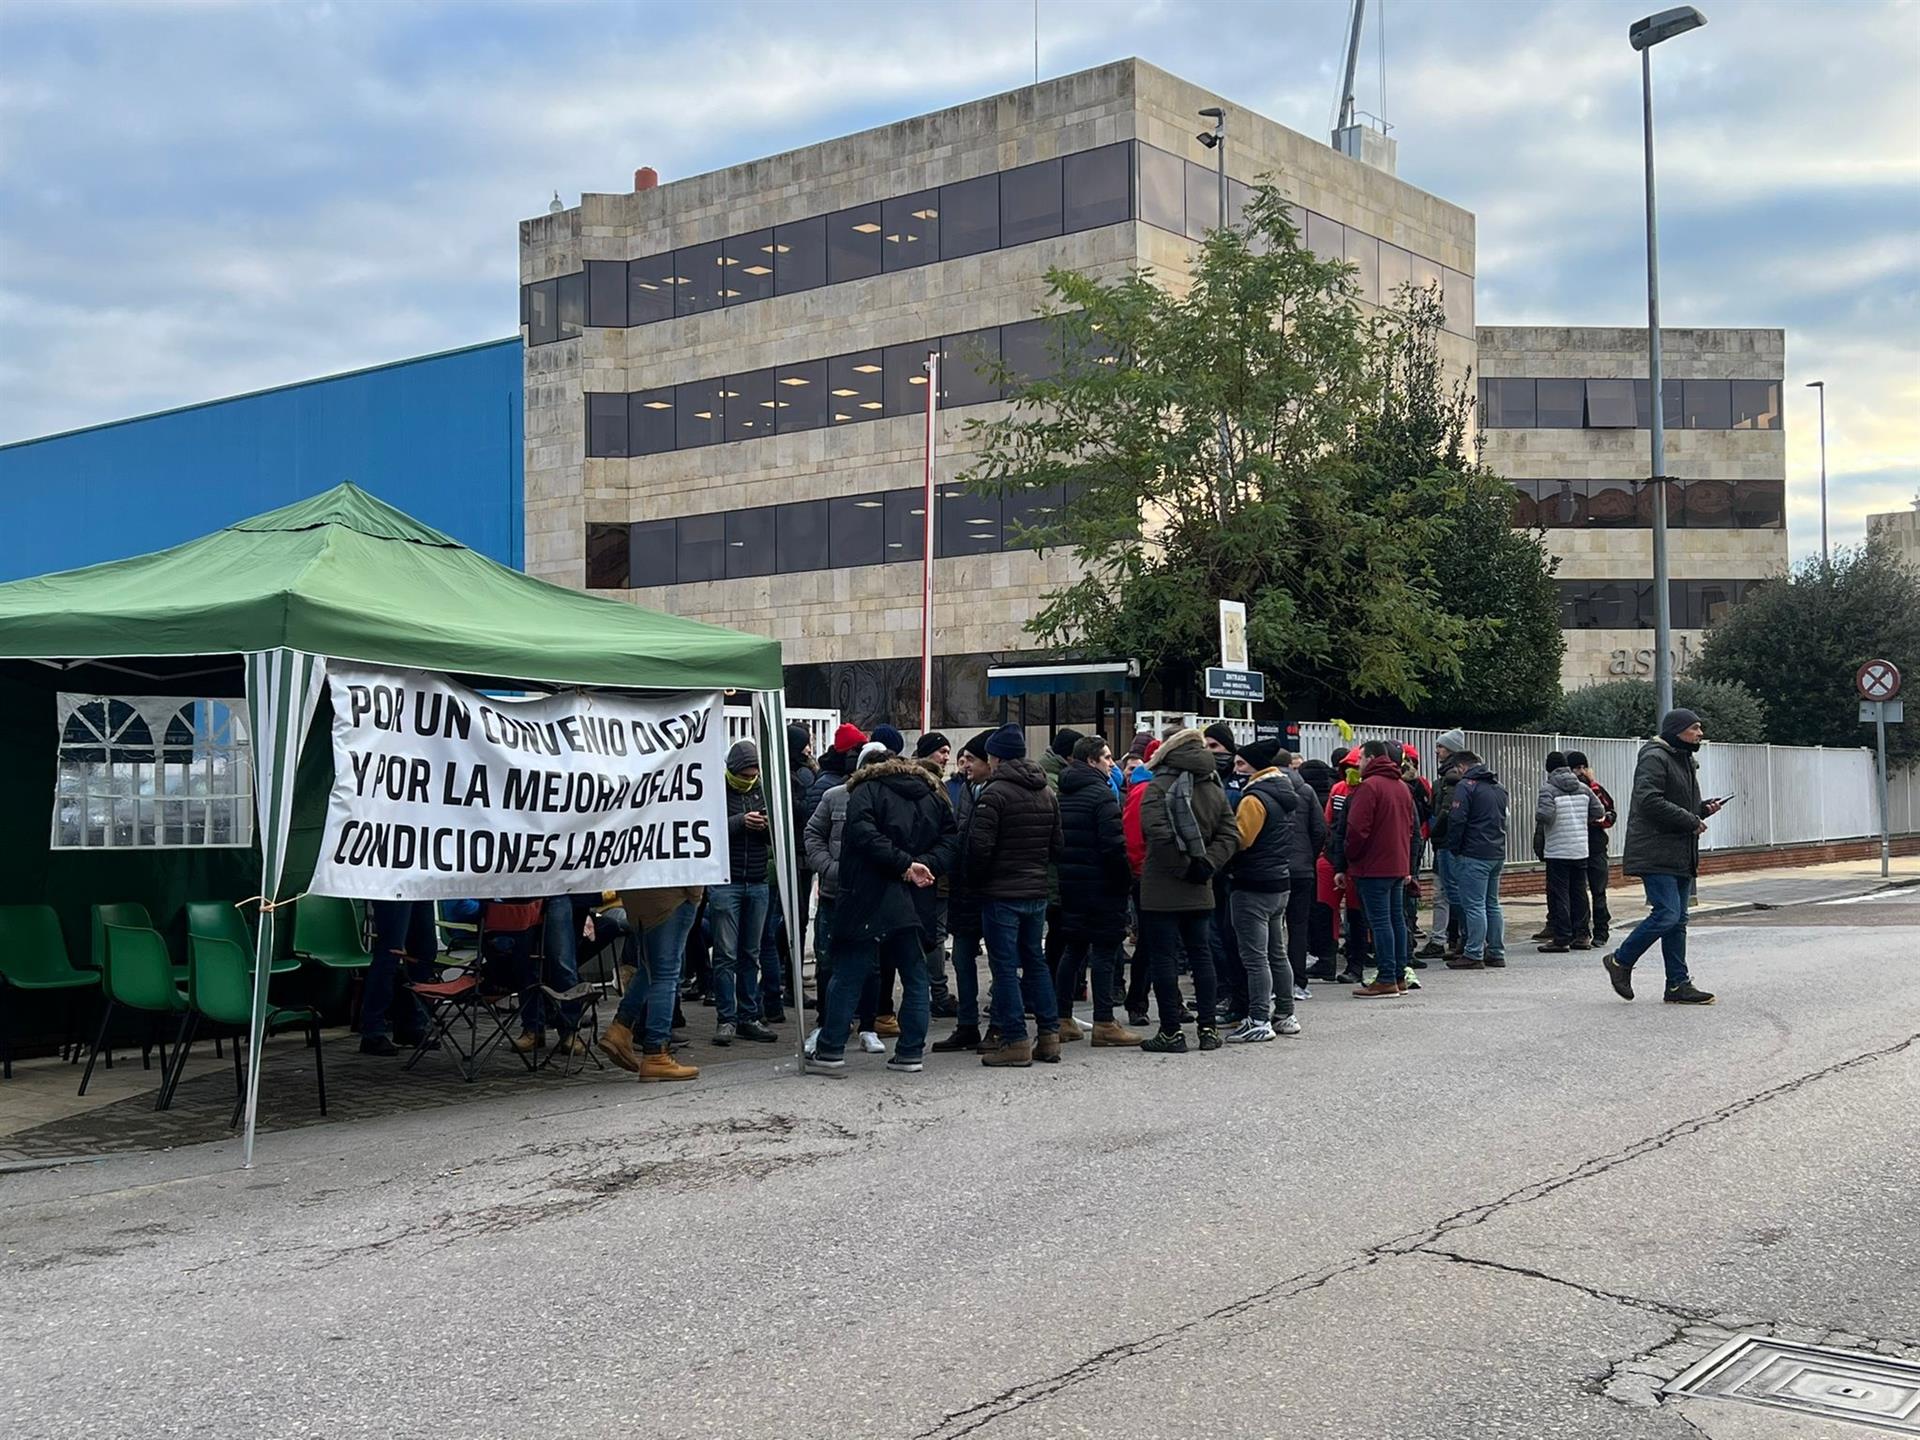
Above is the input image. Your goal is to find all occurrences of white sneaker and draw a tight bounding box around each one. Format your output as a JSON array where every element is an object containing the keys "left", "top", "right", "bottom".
[
  {"left": 1225, "top": 1018, "right": 1275, "bottom": 1043},
  {"left": 1293, "top": 984, "right": 1311, "bottom": 1002},
  {"left": 1274, "top": 1014, "right": 1302, "bottom": 1037},
  {"left": 858, "top": 1031, "right": 886, "bottom": 1053},
  {"left": 803, "top": 1027, "right": 820, "bottom": 1058}
]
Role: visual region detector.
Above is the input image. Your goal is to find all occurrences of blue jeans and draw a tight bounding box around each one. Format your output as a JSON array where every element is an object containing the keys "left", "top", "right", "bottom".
[
  {"left": 707, "top": 882, "right": 768, "bottom": 1025},
  {"left": 1450, "top": 855, "right": 1505, "bottom": 961},
  {"left": 1616, "top": 874, "right": 1690, "bottom": 989},
  {"left": 816, "top": 926, "right": 928, "bottom": 1062},
  {"left": 1433, "top": 848, "right": 1459, "bottom": 914},
  {"left": 521, "top": 894, "right": 585, "bottom": 1035},
  {"left": 1355, "top": 877, "right": 1409, "bottom": 986},
  {"left": 615, "top": 899, "right": 696, "bottom": 1050},
  {"left": 758, "top": 888, "right": 789, "bottom": 1011},
  {"left": 981, "top": 897, "right": 1057, "bottom": 1043},
  {"left": 365, "top": 900, "right": 435, "bottom": 1040},
  {"left": 950, "top": 925, "right": 982, "bottom": 1027}
]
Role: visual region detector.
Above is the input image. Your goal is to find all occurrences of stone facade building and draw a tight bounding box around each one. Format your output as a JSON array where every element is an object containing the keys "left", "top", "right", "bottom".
[{"left": 1868, "top": 504, "right": 1920, "bottom": 574}]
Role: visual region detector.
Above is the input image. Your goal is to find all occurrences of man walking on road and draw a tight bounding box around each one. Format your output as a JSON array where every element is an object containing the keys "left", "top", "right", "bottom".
[
  {"left": 1344, "top": 740, "right": 1416, "bottom": 998},
  {"left": 1537, "top": 750, "right": 1605, "bottom": 952},
  {"left": 1604, "top": 709, "right": 1723, "bottom": 1006},
  {"left": 967, "top": 725, "right": 1066, "bottom": 1067}
]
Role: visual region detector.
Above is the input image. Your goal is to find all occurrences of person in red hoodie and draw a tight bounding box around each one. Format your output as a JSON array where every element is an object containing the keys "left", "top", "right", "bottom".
[
  {"left": 1119, "top": 738, "right": 1158, "bottom": 1024},
  {"left": 1344, "top": 739, "right": 1418, "bottom": 997}
]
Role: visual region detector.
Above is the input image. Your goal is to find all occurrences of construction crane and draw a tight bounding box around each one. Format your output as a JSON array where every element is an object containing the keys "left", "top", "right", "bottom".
[
  {"left": 1333, "top": 0, "right": 1368, "bottom": 138},
  {"left": 1330, "top": 0, "right": 1396, "bottom": 174}
]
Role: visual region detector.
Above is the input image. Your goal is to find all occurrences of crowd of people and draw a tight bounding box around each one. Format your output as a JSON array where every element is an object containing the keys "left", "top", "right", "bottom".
[{"left": 349, "top": 707, "right": 1728, "bottom": 1082}]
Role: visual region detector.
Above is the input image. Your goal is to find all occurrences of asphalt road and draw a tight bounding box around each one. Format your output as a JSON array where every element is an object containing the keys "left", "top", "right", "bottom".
[{"left": 4, "top": 910, "right": 1918, "bottom": 1440}]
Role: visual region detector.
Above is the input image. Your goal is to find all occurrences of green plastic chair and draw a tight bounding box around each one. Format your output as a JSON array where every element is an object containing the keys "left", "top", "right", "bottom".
[
  {"left": 0, "top": 905, "right": 102, "bottom": 1079},
  {"left": 291, "top": 897, "right": 372, "bottom": 973},
  {"left": 92, "top": 901, "right": 170, "bottom": 980},
  {"left": 186, "top": 900, "right": 297, "bottom": 976},
  {"left": 80, "top": 923, "right": 189, "bottom": 1097},
  {"left": 160, "top": 933, "right": 327, "bottom": 1125}
]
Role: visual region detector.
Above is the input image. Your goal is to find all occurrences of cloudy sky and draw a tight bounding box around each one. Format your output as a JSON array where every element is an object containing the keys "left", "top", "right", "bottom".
[{"left": 2, "top": 0, "right": 1914, "bottom": 559}]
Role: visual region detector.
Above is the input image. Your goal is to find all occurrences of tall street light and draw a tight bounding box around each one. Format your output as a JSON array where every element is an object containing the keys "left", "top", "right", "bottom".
[
  {"left": 1806, "top": 379, "right": 1828, "bottom": 566},
  {"left": 1631, "top": 5, "right": 1705, "bottom": 720},
  {"left": 1197, "top": 106, "right": 1232, "bottom": 518}
]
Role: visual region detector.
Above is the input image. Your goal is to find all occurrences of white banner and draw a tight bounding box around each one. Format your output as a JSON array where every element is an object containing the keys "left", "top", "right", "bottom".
[{"left": 311, "top": 665, "right": 729, "bottom": 900}]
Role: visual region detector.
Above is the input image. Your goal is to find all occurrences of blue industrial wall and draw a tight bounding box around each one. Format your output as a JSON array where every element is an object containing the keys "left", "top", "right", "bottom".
[{"left": 0, "top": 337, "right": 524, "bottom": 581}]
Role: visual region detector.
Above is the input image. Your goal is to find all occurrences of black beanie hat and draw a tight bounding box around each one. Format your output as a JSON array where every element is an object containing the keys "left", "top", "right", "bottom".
[
  {"left": 1545, "top": 750, "right": 1568, "bottom": 771},
  {"left": 1241, "top": 739, "right": 1281, "bottom": 771},
  {"left": 1203, "top": 722, "right": 1238, "bottom": 755},
  {"left": 1660, "top": 708, "right": 1702, "bottom": 740},
  {"left": 985, "top": 724, "right": 1027, "bottom": 759},
  {"left": 787, "top": 721, "right": 812, "bottom": 764},
  {"left": 914, "top": 731, "right": 951, "bottom": 759},
  {"left": 1050, "top": 727, "right": 1086, "bottom": 760},
  {"left": 960, "top": 729, "right": 994, "bottom": 762},
  {"left": 1565, "top": 750, "right": 1589, "bottom": 769}
]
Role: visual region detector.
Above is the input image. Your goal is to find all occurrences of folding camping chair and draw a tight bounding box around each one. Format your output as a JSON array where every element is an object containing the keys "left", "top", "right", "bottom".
[{"left": 403, "top": 900, "right": 542, "bottom": 1082}]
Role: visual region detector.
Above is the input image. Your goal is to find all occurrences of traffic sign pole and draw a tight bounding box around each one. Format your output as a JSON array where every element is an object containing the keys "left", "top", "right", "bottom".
[{"left": 1876, "top": 708, "right": 1891, "bottom": 879}]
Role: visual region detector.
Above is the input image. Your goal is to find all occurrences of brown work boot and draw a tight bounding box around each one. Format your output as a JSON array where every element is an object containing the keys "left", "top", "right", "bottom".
[
  {"left": 875, "top": 1014, "right": 901, "bottom": 1038},
  {"left": 597, "top": 1020, "right": 643, "bottom": 1074},
  {"left": 975, "top": 1026, "right": 1002, "bottom": 1054},
  {"left": 510, "top": 1029, "right": 546, "bottom": 1053},
  {"left": 1445, "top": 955, "right": 1486, "bottom": 970},
  {"left": 1034, "top": 1030, "right": 1062, "bottom": 1063},
  {"left": 1057, "top": 1016, "right": 1085, "bottom": 1041},
  {"left": 1351, "top": 982, "right": 1400, "bottom": 999},
  {"left": 617, "top": 963, "right": 639, "bottom": 994},
  {"left": 1091, "top": 1019, "right": 1143, "bottom": 1047},
  {"left": 638, "top": 1047, "right": 698, "bottom": 1082},
  {"left": 981, "top": 1037, "right": 1033, "bottom": 1067}
]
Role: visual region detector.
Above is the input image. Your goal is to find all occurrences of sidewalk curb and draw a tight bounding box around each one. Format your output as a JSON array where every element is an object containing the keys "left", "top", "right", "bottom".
[{"left": 1702, "top": 875, "right": 1920, "bottom": 921}]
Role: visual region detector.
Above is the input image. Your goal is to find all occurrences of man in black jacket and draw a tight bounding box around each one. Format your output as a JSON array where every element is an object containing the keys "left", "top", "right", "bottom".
[
  {"left": 805, "top": 755, "right": 958, "bottom": 1076},
  {"left": 1604, "top": 710, "right": 1723, "bottom": 1006},
  {"left": 933, "top": 731, "right": 993, "bottom": 1052},
  {"left": 1053, "top": 736, "right": 1142, "bottom": 1048},
  {"left": 1277, "top": 750, "right": 1326, "bottom": 1000},
  {"left": 966, "top": 724, "right": 1065, "bottom": 1068},
  {"left": 713, "top": 742, "right": 779, "bottom": 1046},
  {"left": 1226, "top": 739, "right": 1300, "bottom": 1041}
]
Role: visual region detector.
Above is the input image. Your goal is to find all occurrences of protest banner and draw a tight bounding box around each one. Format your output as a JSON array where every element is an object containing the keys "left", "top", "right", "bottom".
[{"left": 311, "top": 664, "right": 730, "bottom": 900}]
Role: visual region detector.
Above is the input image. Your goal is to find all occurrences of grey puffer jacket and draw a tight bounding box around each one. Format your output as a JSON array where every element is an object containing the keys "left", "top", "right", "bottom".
[
  {"left": 1536, "top": 767, "right": 1604, "bottom": 861},
  {"left": 803, "top": 783, "right": 850, "bottom": 900},
  {"left": 1623, "top": 737, "right": 1707, "bottom": 878}
]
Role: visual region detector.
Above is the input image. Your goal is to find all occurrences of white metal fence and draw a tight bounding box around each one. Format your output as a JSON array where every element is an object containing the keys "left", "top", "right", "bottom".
[
  {"left": 1138, "top": 710, "right": 1913, "bottom": 868},
  {"left": 725, "top": 707, "right": 841, "bottom": 757}
]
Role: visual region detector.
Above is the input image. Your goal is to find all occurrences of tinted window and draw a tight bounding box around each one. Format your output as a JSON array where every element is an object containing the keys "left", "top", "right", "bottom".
[
  {"left": 1004, "top": 483, "right": 1065, "bottom": 550},
  {"left": 1306, "top": 212, "right": 1344, "bottom": 264},
  {"left": 777, "top": 499, "right": 831, "bottom": 574},
  {"left": 1586, "top": 379, "right": 1636, "bottom": 428},
  {"left": 882, "top": 190, "right": 940, "bottom": 271},
  {"left": 1443, "top": 268, "right": 1474, "bottom": 335},
  {"left": 1510, "top": 483, "right": 1538, "bottom": 528},
  {"left": 1226, "top": 176, "right": 1255, "bottom": 233},
  {"left": 1377, "top": 242, "right": 1411, "bottom": 301},
  {"left": 828, "top": 350, "right": 884, "bottom": 424},
  {"left": 940, "top": 173, "right": 999, "bottom": 259},
  {"left": 586, "top": 260, "right": 627, "bottom": 327},
  {"left": 727, "top": 369, "right": 775, "bottom": 442},
  {"left": 938, "top": 484, "right": 1000, "bottom": 556},
  {"left": 1683, "top": 478, "right": 1736, "bottom": 528},
  {"left": 1533, "top": 479, "right": 1586, "bottom": 527},
  {"left": 677, "top": 512, "right": 725, "bottom": 583},
  {"left": 775, "top": 358, "right": 828, "bottom": 433},
  {"left": 942, "top": 328, "right": 1002, "bottom": 408},
  {"left": 586, "top": 523, "right": 629, "bottom": 588},
  {"left": 675, "top": 379, "right": 725, "bottom": 449},
  {"left": 827, "top": 203, "right": 882, "bottom": 283},
  {"left": 773, "top": 216, "right": 825, "bottom": 295},
  {"left": 1587, "top": 478, "right": 1638, "bottom": 528},
  {"left": 629, "top": 520, "right": 676, "bottom": 587},
  {"left": 1409, "top": 253, "right": 1443, "bottom": 300},
  {"left": 556, "top": 271, "right": 585, "bottom": 339},
  {"left": 1002, "top": 157, "right": 1063, "bottom": 246},
  {"left": 527, "top": 278, "right": 558, "bottom": 346},
  {"left": 586, "top": 393, "right": 628, "bottom": 458},
  {"left": 1346, "top": 231, "right": 1380, "bottom": 303},
  {"left": 1731, "top": 379, "right": 1780, "bottom": 430},
  {"left": 725, "top": 507, "right": 776, "bottom": 579},
  {"left": 830, "top": 492, "right": 886, "bottom": 568},
  {"left": 1633, "top": 378, "right": 1685, "bottom": 429},
  {"left": 1682, "top": 380, "right": 1731, "bottom": 429},
  {"left": 1484, "top": 378, "right": 1535, "bottom": 427},
  {"left": 884, "top": 339, "right": 936, "bottom": 417},
  {"left": 725, "top": 230, "right": 776, "bottom": 305},
  {"left": 628, "top": 252, "right": 674, "bottom": 324},
  {"left": 1137, "top": 143, "right": 1185, "bottom": 234},
  {"left": 1536, "top": 379, "right": 1585, "bottom": 428},
  {"left": 1734, "top": 479, "right": 1785, "bottom": 528},
  {"left": 630, "top": 388, "right": 676, "bottom": 455},
  {"left": 999, "top": 317, "right": 1059, "bottom": 388},
  {"left": 885, "top": 489, "right": 925, "bottom": 561},
  {"left": 674, "top": 240, "right": 725, "bottom": 316},
  {"left": 1064, "top": 143, "right": 1131, "bottom": 231},
  {"left": 1185, "top": 160, "right": 1217, "bottom": 240}
]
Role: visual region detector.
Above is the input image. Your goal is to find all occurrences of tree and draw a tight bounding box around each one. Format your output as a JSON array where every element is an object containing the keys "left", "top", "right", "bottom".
[
  {"left": 1693, "top": 537, "right": 1920, "bottom": 760},
  {"left": 961, "top": 184, "right": 1561, "bottom": 722},
  {"left": 1552, "top": 677, "right": 1769, "bottom": 745}
]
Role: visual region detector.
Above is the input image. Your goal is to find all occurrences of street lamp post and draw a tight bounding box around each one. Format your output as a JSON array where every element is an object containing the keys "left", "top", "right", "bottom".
[
  {"left": 1807, "top": 379, "right": 1828, "bottom": 566},
  {"left": 1631, "top": 6, "right": 1705, "bottom": 721},
  {"left": 1197, "top": 106, "right": 1231, "bottom": 517}
]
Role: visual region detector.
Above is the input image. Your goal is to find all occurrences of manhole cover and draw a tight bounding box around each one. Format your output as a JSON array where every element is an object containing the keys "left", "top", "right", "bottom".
[{"left": 1666, "top": 1335, "right": 1920, "bottom": 1433}]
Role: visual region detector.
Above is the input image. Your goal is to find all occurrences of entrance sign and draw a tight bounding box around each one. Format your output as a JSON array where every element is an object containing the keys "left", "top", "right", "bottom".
[
  {"left": 312, "top": 664, "right": 729, "bottom": 900},
  {"left": 1205, "top": 667, "right": 1266, "bottom": 703},
  {"left": 1856, "top": 659, "right": 1901, "bottom": 701}
]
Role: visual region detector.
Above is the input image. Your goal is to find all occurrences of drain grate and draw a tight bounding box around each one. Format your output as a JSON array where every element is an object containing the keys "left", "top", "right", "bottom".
[{"left": 1665, "top": 1335, "right": 1920, "bottom": 1434}]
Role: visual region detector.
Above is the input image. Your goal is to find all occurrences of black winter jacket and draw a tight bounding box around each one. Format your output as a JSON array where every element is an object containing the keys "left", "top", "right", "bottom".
[
  {"left": 1445, "top": 763, "right": 1509, "bottom": 861},
  {"left": 965, "top": 758, "right": 1063, "bottom": 901},
  {"left": 1055, "top": 761, "right": 1131, "bottom": 934},
  {"left": 1623, "top": 737, "right": 1706, "bottom": 878},
  {"left": 1282, "top": 768, "right": 1326, "bottom": 877},
  {"left": 1231, "top": 773, "right": 1298, "bottom": 893},
  {"left": 945, "top": 778, "right": 984, "bottom": 934},
  {"left": 837, "top": 759, "right": 960, "bottom": 943},
  {"left": 724, "top": 775, "right": 769, "bottom": 885},
  {"left": 802, "top": 749, "right": 853, "bottom": 822}
]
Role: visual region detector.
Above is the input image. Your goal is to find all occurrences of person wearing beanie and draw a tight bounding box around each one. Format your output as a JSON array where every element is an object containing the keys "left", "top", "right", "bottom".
[
  {"left": 966, "top": 721, "right": 1064, "bottom": 1066},
  {"left": 1136, "top": 728, "right": 1242, "bottom": 1051},
  {"left": 1435, "top": 728, "right": 1468, "bottom": 758},
  {"left": 712, "top": 741, "right": 779, "bottom": 1047},
  {"left": 1566, "top": 750, "right": 1618, "bottom": 945},
  {"left": 914, "top": 731, "right": 951, "bottom": 762},
  {"left": 871, "top": 724, "right": 905, "bottom": 755},
  {"left": 1203, "top": 722, "right": 1238, "bottom": 757},
  {"left": 931, "top": 731, "right": 996, "bottom": 1053},
  {"left": 1535, "top": 750, "right": 1604, "bottom": 953},
  {"left": 1223, "top": 738, "right": 1301, "bottom": 1040},
  {"left": 960, "top": 729, "right": 994, "bottom": 765},
  {"left": 1040, "top": 727, "right": 1085, "bottom": 792},
  {"left": 833, "top": 722, "right": 868, "bottom": 755},
  {"left": 1198, "top": 723, "right": 1245, "bottom": 1020},
  {"left": 774, "top": 721, "right": 820, "bottom": 1022},
  {"left": 1119, "top": 741, "right": 1159, "bottom": 1026},
  {"left": 1053, "top": 734, "right": 1142, "bottom": 1047},
  {"left": 1271, "top": 751, "right": 1326, "bottom": 1001},
  {"left": 1443, "top": 747, "right": 1510, "bottom": 972},
  {"left": 1607, "top": 710, "right": 1722, "bottom": 1006},
  {"left": 802, "top": 741, "right": 887, "bottom": 1062},
  {"left": 1424, "top": 730, "right": 1482, "bottom": 961},
  {"left": 858, "top": 740, "right": 890, "bottom": 769}
]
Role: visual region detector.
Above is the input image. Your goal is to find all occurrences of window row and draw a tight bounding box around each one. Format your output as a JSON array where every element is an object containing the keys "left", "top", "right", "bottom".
[
  {"left": 527, "top": 142, "right": 1133, "bottom": 342},
  {"left": 526, "top": 139, "right": 1475, "bottom": 345},
  {"left": 1513, "top": 478, "right": 1785, "bottom": 530},
  {"left": 1557, "top": 579, "right": 1766, "bottom": 631},
  {"left": 1480, "top": 377, "right": 1782, "bottom": 431},
  {"left": 584, "top": 484, "right": 1070, "bottom": 589},
  {"left": 583, "top": 316, "right": 1093, "bottom": 457}
]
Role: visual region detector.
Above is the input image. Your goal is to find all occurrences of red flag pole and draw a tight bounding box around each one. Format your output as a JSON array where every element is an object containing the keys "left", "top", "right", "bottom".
[{"left": 920, "top": 350, "right": 940, "bottom": 734}]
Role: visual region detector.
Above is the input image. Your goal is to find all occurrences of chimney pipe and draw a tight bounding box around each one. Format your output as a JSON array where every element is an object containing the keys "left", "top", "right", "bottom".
[{"left": 633, "top": 166, "right": 659, "bottom": 192}]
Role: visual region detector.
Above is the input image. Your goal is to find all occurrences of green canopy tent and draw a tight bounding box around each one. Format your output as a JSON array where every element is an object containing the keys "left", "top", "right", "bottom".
[{"left": 0, "top": 484, "right": 804, "bottom": 1163}]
